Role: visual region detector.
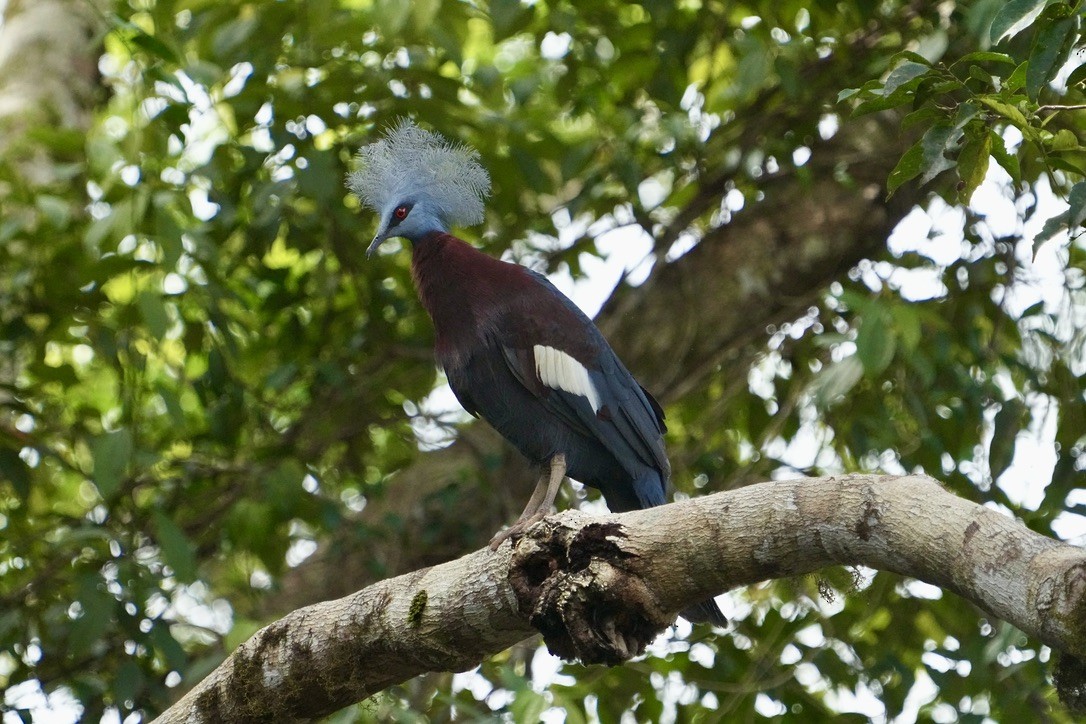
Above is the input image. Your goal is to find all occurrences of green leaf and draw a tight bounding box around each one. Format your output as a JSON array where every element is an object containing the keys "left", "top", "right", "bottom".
[
  {"left": 552, "top": 694, "right": 588, "bottom": 724},
  {"left": 978, "top": 97, "right": 1028, "bottom": 129},
  {"left": 918, "top": 123, "right": 961, "bottom": 186},
  {"left": 211, "top": 17, "right": 259, "bottom": 57},
  {"left": 1033, "top": 209, "right": 1069, "bottom": 251},
  {"left": 114, "top": 658, "right": 145, "bottom": 703},
  {"left": 411, "top": 0, "right": 441, "bottom": 30},
  {"left": 989, "top": 399, "right": 1025, "bottom": 482},
  {"left": 895, "top": 50, "right": 936, "bottom": 67},
  {"left": 952, "top": 101, "right": 981, "bottom": 130},
  {"left": 84, "top": 215, "right": 114, "bottom": 250},
  {"left": 883, "top": 61, "right": 932, "bottom": 95},
  {"left": 157, "top": 383, "right": 186, "bottom": 426},
  {"left": 989, "top": 129, "right": 1022, "bottom": 186},
  {"left": 131, "top": 32, "right": 180, "bottom": 64},
  {"left": 1019, "top": 300, "right": 1045, "bottom": 318},
  {"left": 1026, "top": 11, "right": 1076, "bottom": 100},
  {"left": 151, "top": 623, "right": 187, "bottom": 670},
  {"left": 69, "top": 575, "right": 114, "bottom": 657},
  {"left": 957, "top": 131, "right": 992, "bottom": 203},
  {"left": 154, "top": 510, "right": 198, "bottom": 581},
  {"left": 491, "top": 0, "right": 533, "bottom": 40},
  {"left": 851, "top": 63, "right": 940, "bottom": 116},
  {"left": 1048, "top": 155, "right": 1086, "bottom": 176},
  {"left": 734, "top": 40, "right": 773, "bottom": 102},
  {"left": 1029, "top": 183, "right": 1084, "bottom": 253},
  {"left": 856, "top": 307, "right": 898, "bottom": 377},
  {"left": 35, "top": 195, "right": 72, "bottom": 229},
  {"left": 510, "top": 688, "right": 548, "bottom": 723},
  {"left": 138, "top": 290, "right": 170, "bottom": 339},
  {"left": 891, "top": 304, "right": 922, "bottom": 353},
  {"left": 1005, "top": 61, "right": 1029, "bottom": 92},
  {"left": 812, "top": 356, "right": 864, "bottom": 408},
  {"left": 887, "top": 141, "right": 924, "bottom": 196},
  {"left": 990, "top": 0, "right": 1048, "bottom": 44},
  {"left": 901, "top": 105, "right": 943, "bottom": 131},
  {"left": 967, "top": 64, "right": 996, "bottom": 87},
  {"left": 92, "top": 428, "right": 133, "bottom": 499},
  {"left": 1066, "top": 61, "right": 1086, "bottom": 91},
  {"left": 0, "top": 448, "right": 30, "bottom": 500},
  {"left": 24, "top": 126, "right": 85, "bottom": 154},
  {"left": 853, "top": 94, "right": 908, "bottom": 116},
  {"left": 953, "top": 51, "right": 1017, "bottom": 66},
  {"left": 183, "top": 59, "right": 223, "bottom": 87},
  {"left": 1050, "top": 129, "right": 1080, "bottom": 152}
]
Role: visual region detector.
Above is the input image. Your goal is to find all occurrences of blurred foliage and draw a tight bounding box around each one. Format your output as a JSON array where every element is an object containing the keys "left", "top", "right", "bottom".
[{"left": 0, "top": 0, "right": 1084, "bottom": 721}]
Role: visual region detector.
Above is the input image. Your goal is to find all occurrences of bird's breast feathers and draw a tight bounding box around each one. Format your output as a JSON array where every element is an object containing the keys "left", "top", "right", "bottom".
[{"left": 532, "top": 344, "right": 602, "bottom": 412}]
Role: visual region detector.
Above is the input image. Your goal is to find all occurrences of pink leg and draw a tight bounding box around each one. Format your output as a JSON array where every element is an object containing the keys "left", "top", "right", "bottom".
[{"left": 489, "top": 454, "right": 567, "bottom": 550}]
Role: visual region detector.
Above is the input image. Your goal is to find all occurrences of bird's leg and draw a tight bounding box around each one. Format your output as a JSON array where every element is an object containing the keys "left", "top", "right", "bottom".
[
  {"left": 488, "top": 454, "right": 567, "bottom": 550},
  {"left": 536, "top": 452, "right": 566, "bottom": 517},
  {"left": 511, "top": 470, "right": 552, "bottom": 525},
  {"left": 488, "top": 473, "right": 548, "bottom": 551}
]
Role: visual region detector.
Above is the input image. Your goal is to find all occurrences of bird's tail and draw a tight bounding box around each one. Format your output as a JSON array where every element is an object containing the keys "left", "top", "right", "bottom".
[{"left": 681, "top": 598, "right": 728, "bottom": 627}]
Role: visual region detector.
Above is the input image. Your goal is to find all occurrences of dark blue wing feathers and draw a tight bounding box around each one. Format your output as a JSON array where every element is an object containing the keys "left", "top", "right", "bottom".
[
  {"left": 447, "top": 379, "right": 480, "bottom": 418},
  {"left": 497, "top": 271, "right": 670, "bottom": 507},
  {"left": 498, "top": 343, "right": 594, "bottom": 440}
]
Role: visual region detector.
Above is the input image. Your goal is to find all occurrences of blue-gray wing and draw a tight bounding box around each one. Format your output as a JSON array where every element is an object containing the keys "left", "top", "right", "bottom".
[{"left": 494, "top": 271, "right": 670, "bottom": 498}]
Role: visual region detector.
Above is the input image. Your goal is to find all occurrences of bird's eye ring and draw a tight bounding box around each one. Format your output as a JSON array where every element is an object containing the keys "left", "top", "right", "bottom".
[{"left": 394, "top": 205, "right": 409, "bottom": 220}]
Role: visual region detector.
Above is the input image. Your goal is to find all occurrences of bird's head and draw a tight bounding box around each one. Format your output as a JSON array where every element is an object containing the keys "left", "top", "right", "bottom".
[{"left": 347, "top": 120, "right": 491, "bottom": 257}]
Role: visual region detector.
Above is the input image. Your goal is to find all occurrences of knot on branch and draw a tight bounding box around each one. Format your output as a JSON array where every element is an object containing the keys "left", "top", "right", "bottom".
[{"left": 508, "top": 517, "right": 673, "bottom": 665}]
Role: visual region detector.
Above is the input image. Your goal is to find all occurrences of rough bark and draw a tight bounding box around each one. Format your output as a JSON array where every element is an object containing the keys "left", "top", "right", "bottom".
[
  {"left": 160, "top": 474, "right": 1086, "bottom": 723},
  {"left": 265, "top": 111, "right": 923, "bottom": 616}
]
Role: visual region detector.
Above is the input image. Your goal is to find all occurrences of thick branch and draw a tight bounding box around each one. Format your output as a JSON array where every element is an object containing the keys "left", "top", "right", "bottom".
[
  {"left": 158, "top": 474, "right": 1086, "bottom": 722},
  {"left": 599, "top": 114, "right": 916, "bottom": 402},
  {"left": 159, "top": 545, "right": 533, "bottom": 722}
]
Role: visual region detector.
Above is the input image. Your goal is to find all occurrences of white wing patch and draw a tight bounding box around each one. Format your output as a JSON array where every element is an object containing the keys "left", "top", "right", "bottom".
[{"left": 533, "top": 345, "right": 601, "bottom": 412}]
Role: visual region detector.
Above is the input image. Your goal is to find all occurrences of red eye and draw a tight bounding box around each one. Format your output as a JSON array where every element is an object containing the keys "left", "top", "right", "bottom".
[{"left": 394, "top": 205, "right": 408, "bottom": 220}]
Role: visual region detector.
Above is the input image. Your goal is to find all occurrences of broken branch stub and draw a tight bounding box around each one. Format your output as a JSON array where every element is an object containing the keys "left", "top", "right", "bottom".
[{"left": 509, "top": 516, "right": 675, "bottom": 664}]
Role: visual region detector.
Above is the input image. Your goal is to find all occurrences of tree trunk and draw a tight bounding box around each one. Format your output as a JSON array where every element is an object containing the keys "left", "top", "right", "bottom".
[
  {"left": 0, "top": 0, "right": 103, "bottom": 176},
  {"left": 0, "top": 0, "right": 104, "bottom": 413}
]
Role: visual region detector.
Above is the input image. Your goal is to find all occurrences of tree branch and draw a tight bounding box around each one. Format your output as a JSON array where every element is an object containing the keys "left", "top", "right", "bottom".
[
  {"left": 599, "top": 113, "right": 917, "bottom": 403},
  {"left": 157, "top": 474, "right": 1086, "bottom": 722}
]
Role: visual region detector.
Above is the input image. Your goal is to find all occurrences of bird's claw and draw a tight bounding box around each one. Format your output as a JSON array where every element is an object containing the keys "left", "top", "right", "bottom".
[{"left": 488, "top": 512, "right": 546, "bottom": 551}]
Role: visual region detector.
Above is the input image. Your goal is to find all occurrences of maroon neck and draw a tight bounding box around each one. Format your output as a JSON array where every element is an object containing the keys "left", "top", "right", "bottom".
[{"left": 410, "top": 232, "right": 530, "bottom": 358}]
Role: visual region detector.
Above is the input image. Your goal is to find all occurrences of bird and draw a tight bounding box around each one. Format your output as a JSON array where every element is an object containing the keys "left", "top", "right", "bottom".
[{"left": 348, "top": 120, "right": 726, "bottom": 626}]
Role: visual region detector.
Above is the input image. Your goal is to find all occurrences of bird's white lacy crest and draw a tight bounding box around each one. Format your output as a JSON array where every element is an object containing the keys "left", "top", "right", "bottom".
[
  {"left": 533, "top": 345, "right": 601, "bottom": 412},
  {"left": 347, "top": 119, "right": 491, "bottom": 227}
]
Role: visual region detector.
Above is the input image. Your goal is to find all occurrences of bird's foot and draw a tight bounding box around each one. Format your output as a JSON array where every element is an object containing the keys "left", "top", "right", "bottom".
[{"left": 488, "top": 512, "right": 547, "bottom": 551}]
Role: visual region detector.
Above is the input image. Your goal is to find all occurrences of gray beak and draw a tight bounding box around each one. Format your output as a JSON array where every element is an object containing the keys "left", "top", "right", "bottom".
[
  {"left": 366, "top": 233, "right": 385, "bottom": 258},
  {"left": 366, "top": 217, "right": 390, "bottom": 257}
]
